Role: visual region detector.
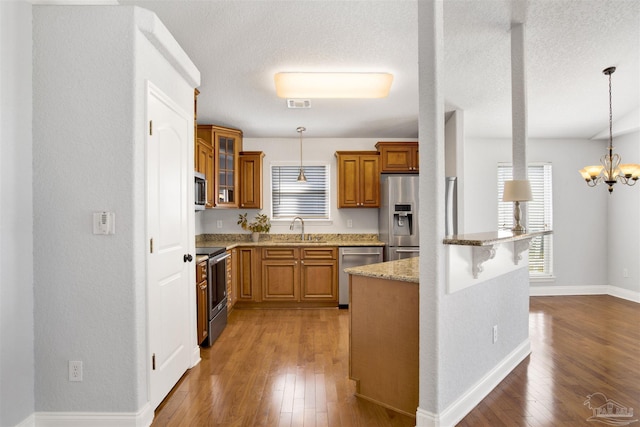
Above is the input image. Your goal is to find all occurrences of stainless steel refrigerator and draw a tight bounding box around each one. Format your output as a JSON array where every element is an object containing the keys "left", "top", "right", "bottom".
[{"left": 379, "top": 174, "right": 420, "bottom": 261}]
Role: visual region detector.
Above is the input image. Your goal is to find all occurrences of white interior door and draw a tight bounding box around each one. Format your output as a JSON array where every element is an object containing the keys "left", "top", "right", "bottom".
[{"left": 147, "top": 82, "right": 192, "bottom": 409}]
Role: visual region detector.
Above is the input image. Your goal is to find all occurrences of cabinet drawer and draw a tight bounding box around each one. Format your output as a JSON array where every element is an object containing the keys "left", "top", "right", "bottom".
[
  {"left": 196, "top": 260, "right": 207, "bottom": 283},
  {"left": 302, "top": 247, "right": 337, "bottom": 260},
  {"left": 263, "top": 247, "right": 297, "bottom": 259}
]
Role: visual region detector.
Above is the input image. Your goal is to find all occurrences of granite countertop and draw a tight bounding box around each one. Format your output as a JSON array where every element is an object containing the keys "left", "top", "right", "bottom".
[
  {"left": 443, "top": 229, "right": 553, "bottom": 247},
  {"left": 196, "top": 233, "right": 385, "bottom": 250},
  {"left": 344, "top": 257, "right": 419, "bottom": 283}
]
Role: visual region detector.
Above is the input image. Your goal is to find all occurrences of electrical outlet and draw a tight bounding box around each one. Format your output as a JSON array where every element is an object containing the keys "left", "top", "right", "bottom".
[
  {"left": 69, "top": 360, "right": 83, "bottom": 382},
  {"left": 623, "top": 268, "right": 629, "bottom": 278},
  {"left": 492, "top": 325, "right": 498, "bottom": 344},
  {"left": 216, "top": 220, "right": 223, "bottom": 229},
  {"left": 347, "top": 219, "right": 353, "bottom": 228}
]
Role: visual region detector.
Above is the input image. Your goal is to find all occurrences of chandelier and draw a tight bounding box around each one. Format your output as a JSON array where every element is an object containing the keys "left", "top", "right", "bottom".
[{"left": 579, "top": 66, "right": 639, "bottom": 193}]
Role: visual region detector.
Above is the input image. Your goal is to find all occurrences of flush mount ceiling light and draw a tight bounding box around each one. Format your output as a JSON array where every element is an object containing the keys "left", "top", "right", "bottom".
[
  {"left": 274, "top": 72, "right": 393, "bottom": 98},
  {"left": 579, "top": 66, "right": 640, "bottom": 193}
]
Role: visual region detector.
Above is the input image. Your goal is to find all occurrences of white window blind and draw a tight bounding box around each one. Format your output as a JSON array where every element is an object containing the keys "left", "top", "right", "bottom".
[
  {"left": 498, "top": 163, "right": 553, "bottom": 276},
  {"left": 271, "top": 165, "right": 330, "bottom": 219}
]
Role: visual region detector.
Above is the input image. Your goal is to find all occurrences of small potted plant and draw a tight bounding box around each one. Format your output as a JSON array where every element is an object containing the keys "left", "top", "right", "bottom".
[{"left": 237, "top": 213, "right": 271, "bottom": 242}]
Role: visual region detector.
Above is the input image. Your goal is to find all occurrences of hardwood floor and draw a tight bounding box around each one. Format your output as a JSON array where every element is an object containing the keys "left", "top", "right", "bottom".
[
  {"left": 152, "top": 296, "right": 639, "bottom": 427},
  {"left": 152, "top": 309, "right": 414, "bottom": 427},
  {"left": 459, "top": 295, "right": 640, "bottom": 426}
]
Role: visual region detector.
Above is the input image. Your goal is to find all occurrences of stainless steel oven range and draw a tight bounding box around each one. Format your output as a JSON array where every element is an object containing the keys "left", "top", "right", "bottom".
[{"left": 195, "top": 246, "right": 229, "bottom": 346}]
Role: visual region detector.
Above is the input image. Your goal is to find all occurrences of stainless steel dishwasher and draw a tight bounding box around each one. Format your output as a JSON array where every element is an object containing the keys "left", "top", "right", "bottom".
[{"left": 338, "top": 247, "right": 384, "bottom": 308}]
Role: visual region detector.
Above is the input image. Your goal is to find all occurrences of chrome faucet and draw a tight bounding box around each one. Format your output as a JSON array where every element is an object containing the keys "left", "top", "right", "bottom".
[{"left": 289, "top": 216, "right": 305, "bottom": 240}]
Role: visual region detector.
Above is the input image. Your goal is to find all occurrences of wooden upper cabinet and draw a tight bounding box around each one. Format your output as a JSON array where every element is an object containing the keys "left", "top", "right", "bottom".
[
  {"left": 376, "top": 141, "right": 419, "bottom": 173},
  {"left": 239, "top": 151, "right": 265, "bottom": 209},
  {"left": 195, "top": 137, "right": 215, "bottom": 207},
  {"left": 197, "top": 124, "right": 243, "bottom": 208},
  {"left": 336, "top": 151, "right": 380, "bottom": 208}
]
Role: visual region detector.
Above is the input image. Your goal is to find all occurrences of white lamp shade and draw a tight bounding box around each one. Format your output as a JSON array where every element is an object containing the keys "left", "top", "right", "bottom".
[{"left": 502, "top": 180, "right": 533, "bottom": 202}]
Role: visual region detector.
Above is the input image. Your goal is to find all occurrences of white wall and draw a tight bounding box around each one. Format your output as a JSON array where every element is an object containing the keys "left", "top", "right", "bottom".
[
  {"left": 0, "top": 2, "right": 35, "bottom": 426},
  {"left": 196, "top": 137, "right": 415, "bottom": 236},
  {"left": 608, "top": 130, "right": 640, "bottom": 298},
  {"left": 32, "top": 5, "right": 198, "bottom": 417},
  {"left": 464, "top": 137, "right": 610, "bottom": 290}
]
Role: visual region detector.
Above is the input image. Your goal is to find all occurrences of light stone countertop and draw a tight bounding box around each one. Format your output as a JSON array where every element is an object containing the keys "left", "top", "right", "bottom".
[
  {"left": 345, "top": 257, "right": 419, "bottom": 283},
  {"left": 442, "top": 229, "right": 553, "bottom": 246},
  {"left": 196, "top": 233, "right": 385, "bottom": 250}
]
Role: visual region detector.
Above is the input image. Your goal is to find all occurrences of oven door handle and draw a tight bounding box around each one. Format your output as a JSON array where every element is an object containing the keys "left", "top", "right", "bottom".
[{"left": 210, "top": 252, "right": 230, "bottom": 264}]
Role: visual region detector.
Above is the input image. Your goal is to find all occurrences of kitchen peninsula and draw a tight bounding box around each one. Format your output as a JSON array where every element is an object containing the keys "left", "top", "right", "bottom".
[
  {"left": 345, "top": 257, "right": 419, "bottom": 417},
  {"left": 344, "top": 229, "right": 551, "bottom": 417},
  {"left": 444, "top": 229, "right": 552, "bottom": 293}
]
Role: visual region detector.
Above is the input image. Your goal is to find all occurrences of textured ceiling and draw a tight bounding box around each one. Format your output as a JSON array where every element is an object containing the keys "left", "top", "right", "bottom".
[{"left": 117, "top": 0, "right": 640, "bottom": 140}]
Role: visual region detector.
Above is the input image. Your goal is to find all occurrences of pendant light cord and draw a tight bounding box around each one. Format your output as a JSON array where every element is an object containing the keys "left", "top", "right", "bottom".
[{"left": 608, "top": 69, "right": 613, "bottom": 154}]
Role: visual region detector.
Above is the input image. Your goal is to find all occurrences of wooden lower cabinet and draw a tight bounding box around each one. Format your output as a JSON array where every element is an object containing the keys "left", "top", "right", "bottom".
[
  {"left": 226, "top": 249, "right": 234, "bottom": 311},
  {"left": 300, "top": 248, "right": 338, "bottom": 301},
  {"left": 262, "top": 262, "right": 299, "bottom": 301},
  {"left": 236, "top": 247, "right": 257, "bottom": 302},
  {"left": 196, "top": 259, "right": 208, "bottom": 345},
  {"left": 350, "top": 274, "right": 418, "bottom": 416},
  {"left": 261, "top": 247, "right": 299, "bottom": 301},
  {"left": 234, "top": 246, "right": 338, "bottom": 307}
]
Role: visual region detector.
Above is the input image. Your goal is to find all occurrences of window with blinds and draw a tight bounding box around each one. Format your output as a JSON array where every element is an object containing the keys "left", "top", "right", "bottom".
[
  {"left": 271, "top": 164, "right": 330, "bottom": 219},
  {"left": 498, "top": 163, "right": 553, "bottom": 277}
]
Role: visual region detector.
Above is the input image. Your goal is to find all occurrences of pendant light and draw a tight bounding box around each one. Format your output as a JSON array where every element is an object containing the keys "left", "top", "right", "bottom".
[
  {"left": 296, "top": 126, "right": 307, "bottom": 182},
  {"left": 579, "top": 66, "right": 640, "bottom": 193}
]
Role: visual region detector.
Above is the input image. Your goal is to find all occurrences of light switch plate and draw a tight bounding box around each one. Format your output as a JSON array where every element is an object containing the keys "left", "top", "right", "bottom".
[{"left": 93, "top": 212, "right": 115, "bottom": 235}]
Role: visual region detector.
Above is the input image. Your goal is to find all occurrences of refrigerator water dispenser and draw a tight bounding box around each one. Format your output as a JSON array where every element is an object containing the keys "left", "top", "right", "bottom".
[{"left": 393, "top": 204, "right": 413, "bottom": 236}]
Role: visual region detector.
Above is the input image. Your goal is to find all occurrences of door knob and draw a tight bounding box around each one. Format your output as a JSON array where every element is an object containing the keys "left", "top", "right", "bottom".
[{"left": 184, "top": 254, "right": 193, "bottom": 263}]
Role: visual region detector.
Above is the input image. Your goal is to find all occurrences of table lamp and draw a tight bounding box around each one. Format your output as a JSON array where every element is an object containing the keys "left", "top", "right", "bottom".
[{"left": 502, "top": 180, "right": 532, "bottom": 233}]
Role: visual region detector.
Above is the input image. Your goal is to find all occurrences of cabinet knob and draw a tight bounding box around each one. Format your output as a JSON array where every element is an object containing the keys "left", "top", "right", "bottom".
[{"left": 184, "top": 254, "right": 193, "bottom": 263}]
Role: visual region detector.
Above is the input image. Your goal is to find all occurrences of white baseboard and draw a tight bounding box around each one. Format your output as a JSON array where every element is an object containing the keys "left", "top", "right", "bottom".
[
  {"left": 416, "top": 339, "right": 531, "bottom": 427},
  {"left": 607, "top": 285, "right": 640, "bottom": 303},
  {"left": 191, "top": 344, "right": 201, "bottom": 368},
  {"left": 529, "top": 285, "right": 608, "bottom": 296},
  {"left": 15, "top": 414, "right": 36, "bottom": 427},
  {"left": 530, "top": 284, "right": 640, "bottom": 303},
  {"left": 34, "top": 403, "right": 154, "bottom": 427}
]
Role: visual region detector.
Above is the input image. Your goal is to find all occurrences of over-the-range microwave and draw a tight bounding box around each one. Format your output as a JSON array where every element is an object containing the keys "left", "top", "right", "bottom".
[{"left": 195, "top": 171, "right": 206, "bottom": 211}]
